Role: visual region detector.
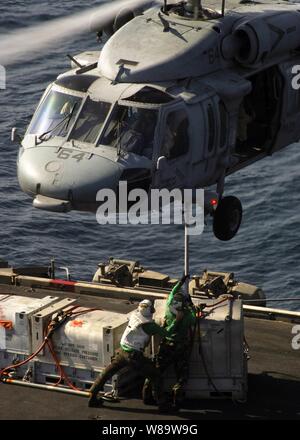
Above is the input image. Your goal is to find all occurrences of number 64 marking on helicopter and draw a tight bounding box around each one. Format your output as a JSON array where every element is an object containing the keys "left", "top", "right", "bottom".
[{"left": 57, "top": 148, "right": 88, "bottom": 162}]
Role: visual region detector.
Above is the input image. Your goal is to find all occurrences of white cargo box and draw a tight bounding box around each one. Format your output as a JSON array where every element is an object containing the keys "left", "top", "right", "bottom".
[
  {"left": 37, "top": 307, "right": 130, "bottom": 371},
  {"left": 0, "top": 295, "right": 58, "bottom": 355},
  {"left": 153, "top": 297, "right": 247, "bottom": 400}
]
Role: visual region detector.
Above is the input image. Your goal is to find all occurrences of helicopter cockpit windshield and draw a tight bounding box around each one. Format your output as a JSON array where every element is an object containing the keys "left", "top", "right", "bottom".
[
  {"left": 100, "top": 105, "right": 158, "bottom": 159},
  {"left": 28, "top": 88, "right": 82, "bottom": 140},
  {"left": 70, "top": 97, "right": 111, "bottom": 144},
  {"left": 28, "top": 83, "right": 168, "bottom": 158}
]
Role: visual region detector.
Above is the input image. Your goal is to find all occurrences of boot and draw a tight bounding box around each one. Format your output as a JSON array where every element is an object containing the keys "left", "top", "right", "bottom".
[
  {"left": 142, "top": 379, "right": 156, "bottom": 405},
  {"left": 172, "top": 385, "right": 185, "bottom": 411},
  {"left": 88, "top": 394, "right": 103, "bottom": 408},
  {"left": 88, "top": 374, "right": 105, "bottom": 408}
]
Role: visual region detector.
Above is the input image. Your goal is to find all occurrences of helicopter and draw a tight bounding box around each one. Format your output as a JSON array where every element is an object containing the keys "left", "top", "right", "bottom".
[{"left": 11, "top": 0, "right": 300, "bottom": 240}]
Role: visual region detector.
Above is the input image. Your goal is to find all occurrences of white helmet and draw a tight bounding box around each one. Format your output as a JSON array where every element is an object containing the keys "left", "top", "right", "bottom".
[{"left": 138, "top": 299, "right": 155, "bottom": 317}]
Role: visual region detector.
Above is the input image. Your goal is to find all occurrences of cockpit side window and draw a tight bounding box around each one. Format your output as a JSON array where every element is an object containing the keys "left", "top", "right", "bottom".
[
  {"left": 70, "top": 98, "right": 111, "bottom": 144},
  {"left": 29, "top": 90, "right": 82, "bottom": 138},
  {"left": 100, "top": 105, "right": 158, "bottom": 159},
  {"left": 161, "top": 109, "right": 189, "bottom": 159}
]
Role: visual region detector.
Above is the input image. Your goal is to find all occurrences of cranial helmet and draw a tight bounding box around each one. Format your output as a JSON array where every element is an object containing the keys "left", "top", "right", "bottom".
[{"left": 138, "top": 299, "right": 155, "bottom": 317}]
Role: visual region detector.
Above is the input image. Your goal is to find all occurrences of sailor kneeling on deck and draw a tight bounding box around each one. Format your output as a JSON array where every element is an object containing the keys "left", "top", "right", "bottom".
[{"left": 88, "top": 299, "right": 175, "bottom": 409}]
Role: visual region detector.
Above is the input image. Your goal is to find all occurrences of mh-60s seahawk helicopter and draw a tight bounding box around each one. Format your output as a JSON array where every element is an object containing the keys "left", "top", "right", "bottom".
[{"left": 13, "top": 0, "right": 300, "bottom": 240}]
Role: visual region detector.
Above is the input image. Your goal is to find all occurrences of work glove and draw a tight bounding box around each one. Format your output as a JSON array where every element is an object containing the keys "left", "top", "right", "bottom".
[{"left": 175, "top": 310, "right": 184, "bottom": 322}]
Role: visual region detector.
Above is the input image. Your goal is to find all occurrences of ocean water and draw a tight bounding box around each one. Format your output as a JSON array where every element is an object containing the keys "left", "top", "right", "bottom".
[{"left": 0, "top": 0, "right": 299, "bottom": 310}]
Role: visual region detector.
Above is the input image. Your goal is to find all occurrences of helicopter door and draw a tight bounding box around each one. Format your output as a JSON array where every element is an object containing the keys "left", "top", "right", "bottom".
[{"left": 153, "top": 103, "right": 191, "bottom": 190}]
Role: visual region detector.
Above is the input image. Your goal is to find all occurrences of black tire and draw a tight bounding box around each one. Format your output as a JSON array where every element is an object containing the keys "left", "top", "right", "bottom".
[{"left": 213, "top": 196, "right": 243, "bottom": 241}]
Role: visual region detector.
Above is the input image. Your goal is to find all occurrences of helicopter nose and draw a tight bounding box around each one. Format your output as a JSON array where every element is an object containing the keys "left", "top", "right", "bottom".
[{"left": 17, "top": 147, "right": 122, "bottom": 210}]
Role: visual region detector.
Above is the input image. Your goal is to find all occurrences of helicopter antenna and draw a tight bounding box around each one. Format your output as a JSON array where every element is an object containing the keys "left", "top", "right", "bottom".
[
  {"left": 67, "top": 54, "right": 83, "bottom": 68},
  {"left": 187, "top": 0, "right": 203, "bottom": 20},
  {"left": 221, "top": 0, "right": 226, "bottom": 17},
  {"left": 158, "top": 12, "right": 170, "bottom": 31},
  {"left": 195, "top": 0, "right": 202, "bottom": 19},
  {"left": 163, "top": 0, "right": 167, "bottom": 13}
]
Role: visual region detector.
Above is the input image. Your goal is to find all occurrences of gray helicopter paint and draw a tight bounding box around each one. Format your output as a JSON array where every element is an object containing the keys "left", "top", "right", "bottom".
[
  {"left": 88, "top": 76, "right": 173, "bottom": 102},
  {"left": 18, "top": 146, "right": 123, "bottom": 203},
  {"left": 99, "top": 12, "right": 222, "bottom": 82},
  {"left": 98, "top": 4, "right": 300, "bottom": 84},
  {"left": 69, "top": 51, "right": 100, "bottom": 69}
]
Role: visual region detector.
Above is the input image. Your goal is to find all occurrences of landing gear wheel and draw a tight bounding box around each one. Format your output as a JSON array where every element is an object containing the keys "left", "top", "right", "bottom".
[{"left": 213, "top": 196, "right": 242, "bottom": 241}]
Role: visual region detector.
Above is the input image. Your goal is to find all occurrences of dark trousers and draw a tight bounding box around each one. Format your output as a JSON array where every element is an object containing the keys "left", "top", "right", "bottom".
[
  {"left": 90, "top": 348, "right": 161, "bottom": 399},
  {"left": 156, "top": 341, "right": 190, "bottom": 401}
]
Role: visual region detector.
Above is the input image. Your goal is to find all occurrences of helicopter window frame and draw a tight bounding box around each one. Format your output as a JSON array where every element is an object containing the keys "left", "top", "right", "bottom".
[
  {"left": 27, "top": 84, "right": 86, "bottom": 140},
  {"left": 117, "top": 100, "right": 164, "bottom": 111},
  {"left": 68, "top": 96, "right": 113, "bottom": 146},
  {"left": 202, "top": 98, "right": 218, "bottom": 159},
  {"left": 25, "top": 84, "right": 52, "bottom": 137},
  {"left": 96, "top": 100, "right": 166, "bottom": 153}
]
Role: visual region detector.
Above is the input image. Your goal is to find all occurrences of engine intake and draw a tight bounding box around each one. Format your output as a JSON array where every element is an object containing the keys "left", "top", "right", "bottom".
[{"left": 232, "top": 12, "right": 300, "bottom": 66}]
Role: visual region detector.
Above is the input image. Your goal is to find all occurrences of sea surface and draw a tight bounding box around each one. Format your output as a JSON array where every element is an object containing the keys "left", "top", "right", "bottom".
[{"left": 0, "top": 0, "right": 299, "bottom": 310}]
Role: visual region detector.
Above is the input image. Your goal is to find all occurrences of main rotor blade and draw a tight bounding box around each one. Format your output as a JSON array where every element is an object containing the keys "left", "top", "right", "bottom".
[{"left": 0, "top": 0, "right": 152, "bottom": 66}]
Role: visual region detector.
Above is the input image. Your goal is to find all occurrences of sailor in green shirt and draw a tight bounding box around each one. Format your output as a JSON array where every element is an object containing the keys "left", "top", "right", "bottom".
[
  {"left": 144, "top": 274, "right": 196, "bottom": 411},
  {"left": 88, "top": 299, "right": 174, "bottom": 408},
  {"left": 164, "top": 275, "right": 196, "bottom": 344}
]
